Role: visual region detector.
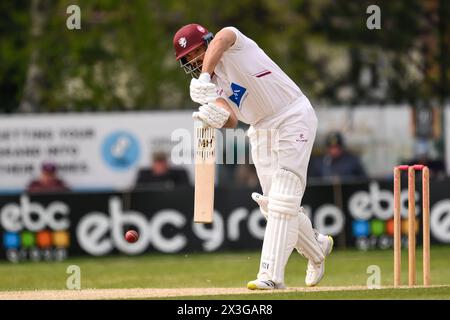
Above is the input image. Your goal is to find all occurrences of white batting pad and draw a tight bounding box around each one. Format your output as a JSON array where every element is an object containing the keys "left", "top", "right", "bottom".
[
  {"left": 251, "top": 192, "right": 325, "bottom": 264},
  {"left": 295, "top": 207, "right": 325, "bottom": 264},
  {"left": 258, "top": 169, "right": 301, "bottom": 284}
]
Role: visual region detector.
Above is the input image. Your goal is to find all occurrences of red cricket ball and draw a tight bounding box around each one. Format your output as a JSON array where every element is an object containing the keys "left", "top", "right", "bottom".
[{"left": 125, "top": 230, "right": 139, "bottom": 243}]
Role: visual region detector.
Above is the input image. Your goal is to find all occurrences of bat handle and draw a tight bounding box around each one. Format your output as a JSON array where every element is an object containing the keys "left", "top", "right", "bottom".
[
  {"left": 201, "top": 120, "right": 207, "bottom": 128},
  {"left": 200, "top": 120, "right": 212, "bottom": 129}
]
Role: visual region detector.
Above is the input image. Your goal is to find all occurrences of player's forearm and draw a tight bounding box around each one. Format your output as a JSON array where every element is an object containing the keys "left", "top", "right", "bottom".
[
  {"left": 216, "top": 98, "right": 238, "bottom": 128},
  {"left": 201, "top": 39, "right": 228, "bottom": 75},
  {"left": 201, "top": 29, "right": 236, "bottom": 76}
]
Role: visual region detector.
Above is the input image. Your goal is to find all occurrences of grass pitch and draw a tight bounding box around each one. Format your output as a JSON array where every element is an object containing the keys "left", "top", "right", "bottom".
[{"left": 1, "top": 245, "right": 450, "bottom": 299}]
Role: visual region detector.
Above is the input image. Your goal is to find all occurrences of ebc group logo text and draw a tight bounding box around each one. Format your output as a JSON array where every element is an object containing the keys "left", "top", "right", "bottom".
[{"left": 0, "top": 195, "right": 70, "bottom": 262}]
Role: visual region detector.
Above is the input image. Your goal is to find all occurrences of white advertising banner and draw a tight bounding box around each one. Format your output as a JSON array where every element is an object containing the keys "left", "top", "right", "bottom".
[{"left": 0, "top": 112, "right": 194, "bottom": 192}]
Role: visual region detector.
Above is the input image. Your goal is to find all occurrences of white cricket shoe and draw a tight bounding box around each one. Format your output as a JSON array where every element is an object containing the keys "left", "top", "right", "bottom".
[
  {"left": 247, "top": 279, "right": 286, "bottom": 290},
  {"left": 305, "top": 235, "right": 334, "bottom": 287}
]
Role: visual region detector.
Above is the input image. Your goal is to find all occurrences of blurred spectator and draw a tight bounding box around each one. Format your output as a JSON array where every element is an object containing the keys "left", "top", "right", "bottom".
[
  {"left": 27, "top": 162, "right": 70, "bottom": 193},
  {"left": 234, "top": 164, "right": 259, "bottom": 188},
  {"left": 309, "top": 131, "right": 367, "bottom": 181},
  {"left": 134, "top": 151, "right": 190, "bottom": 189}
]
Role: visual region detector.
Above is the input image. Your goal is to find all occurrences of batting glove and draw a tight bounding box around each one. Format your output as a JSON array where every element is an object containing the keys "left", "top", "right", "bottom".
[
  {"left": 192, "top": 102, "right": 230, "bottom": 129},
  {"left": 190, "top": 73, "right": 219, "bottom": 105},
  {"left": 251, "top": 192, "right": 268, "bottom": 219}
]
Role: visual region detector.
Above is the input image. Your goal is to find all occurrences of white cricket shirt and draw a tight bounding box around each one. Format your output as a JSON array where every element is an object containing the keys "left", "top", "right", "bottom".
[{"left": 211, "top": 27, "right": 304, "bottom": 125}]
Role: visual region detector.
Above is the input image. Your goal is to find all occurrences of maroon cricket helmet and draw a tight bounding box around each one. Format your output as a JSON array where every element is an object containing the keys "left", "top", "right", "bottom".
[{"left": 173, "top": 23, "right": 213, "bottom": 61}]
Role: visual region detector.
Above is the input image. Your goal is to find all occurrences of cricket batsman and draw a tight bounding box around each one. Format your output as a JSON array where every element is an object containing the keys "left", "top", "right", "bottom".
[{"left": 173, "top": 24, "right": 334, "bottom": 289}]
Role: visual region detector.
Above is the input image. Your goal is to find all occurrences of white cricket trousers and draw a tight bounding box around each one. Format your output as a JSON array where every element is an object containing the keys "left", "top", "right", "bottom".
[{"left": 247, "top": 95, "right": 318, "bottom": 200}]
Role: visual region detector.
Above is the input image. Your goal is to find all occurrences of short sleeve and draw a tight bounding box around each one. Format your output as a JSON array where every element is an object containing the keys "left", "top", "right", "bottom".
[{"left": 222, "top": 26, "right": 247, "bottom": 51}]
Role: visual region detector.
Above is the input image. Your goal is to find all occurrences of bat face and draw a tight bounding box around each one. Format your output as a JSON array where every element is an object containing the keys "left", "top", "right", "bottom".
[{"left": 194, "top": 126, "right": 216, "bottom": 223}]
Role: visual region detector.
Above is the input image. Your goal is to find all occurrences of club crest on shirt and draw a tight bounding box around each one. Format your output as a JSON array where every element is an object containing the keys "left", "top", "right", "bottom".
[{"left": 228, "top": 82, "right": 247, "bottom": 108}]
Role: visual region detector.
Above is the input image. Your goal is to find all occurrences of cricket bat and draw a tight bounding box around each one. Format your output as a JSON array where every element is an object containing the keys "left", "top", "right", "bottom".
[{"left": 194, "top": 124, "right": 216, "bottom": 223}]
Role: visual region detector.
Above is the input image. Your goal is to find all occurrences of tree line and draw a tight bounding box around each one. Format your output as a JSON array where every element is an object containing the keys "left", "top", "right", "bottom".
[{"left": 1, "top": 0, "right": 448, "bottom": 113}]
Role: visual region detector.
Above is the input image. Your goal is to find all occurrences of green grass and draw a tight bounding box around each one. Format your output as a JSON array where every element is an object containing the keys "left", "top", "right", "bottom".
[
  {"left": 1, "top": 245, "right": 450, "bottom": 299},
  {"left": 166, "top": 287, "right": 450, "bottom": 300}
]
